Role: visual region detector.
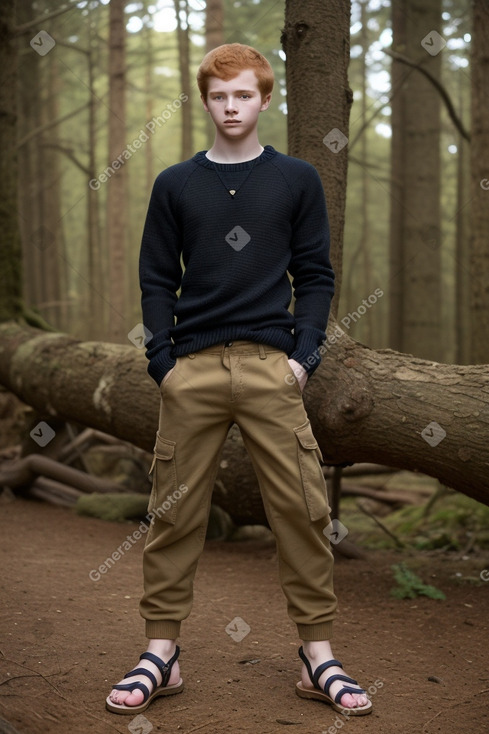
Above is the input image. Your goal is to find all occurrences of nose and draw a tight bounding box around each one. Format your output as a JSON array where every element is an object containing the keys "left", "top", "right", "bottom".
[{"left": 225, "top": 96, "right": 238, "bottom": 114}]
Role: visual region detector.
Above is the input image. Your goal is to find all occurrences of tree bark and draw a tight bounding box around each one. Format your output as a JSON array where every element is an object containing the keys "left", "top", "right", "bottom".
[
  {"left": 389, "top": 0, "right": 442, "bottom": 360},
  {"left": 0, "top": 0, "right": 23, "bottom": 322},
  {"left": 204, "top": 0, "right": 224, "bottom": 147},
  {"left": 173, "top": 0, "right": 193, "bottom": 160},
  {"left": 469, "top": 0, "right": 489, "bottom": 362},
  {"left": 106, "top": 0, "right": 127, "bottom": 341},
  {"left": 0, "top": 321, "right": 488, "bottom": 514},
  {"left": 282, "top": 0, "right": 352, "bottom": 317},
  {"left": 39, "top": 53, "right": 64, "bottom": 329}
]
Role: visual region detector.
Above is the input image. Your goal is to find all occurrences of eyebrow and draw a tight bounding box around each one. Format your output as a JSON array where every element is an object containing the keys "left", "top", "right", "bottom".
[{"left": 209, "top": 89, "right": 257, "bottom": 94}]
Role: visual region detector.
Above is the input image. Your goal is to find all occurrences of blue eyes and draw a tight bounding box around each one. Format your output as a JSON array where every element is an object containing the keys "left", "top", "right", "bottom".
[{"left": 212, "top": 95, "right": 251, "bottom": 100}]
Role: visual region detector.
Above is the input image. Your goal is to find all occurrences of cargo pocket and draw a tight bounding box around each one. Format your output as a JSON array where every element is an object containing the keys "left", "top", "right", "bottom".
[
  {"left": 294, "top": 420, "right": 330, "bottom": 522},
  {"left": 147, "top": 432, "right": 178, "bottom": 524}
]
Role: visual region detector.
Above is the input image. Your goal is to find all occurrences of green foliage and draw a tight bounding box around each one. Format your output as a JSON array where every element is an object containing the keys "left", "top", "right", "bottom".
[
  {"left": 390, "top": 563, "right": 446, "bottom": 600},
  {"left": 75, "top": 492, "right": 149, "bottom": 522},
  {"left": 340, "top": 476, "right": 489, "bottom": 552}
]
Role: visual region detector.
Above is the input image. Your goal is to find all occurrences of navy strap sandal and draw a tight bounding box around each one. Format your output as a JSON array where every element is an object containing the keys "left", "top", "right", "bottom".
[
  {"left": 106, "top": 647, "right": 184, "bottom": 715},
  {"left": 295, "top": 646, "right": 372, "bottom": 716}
]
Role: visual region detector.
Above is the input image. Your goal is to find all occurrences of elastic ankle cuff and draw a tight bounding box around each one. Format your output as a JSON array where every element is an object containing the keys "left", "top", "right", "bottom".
[
  {"left": 297, "top": 622, "right": 334, "bottom": 641},
  {"left": 145, "top": 620, "right": 181, "bottom": 639}
]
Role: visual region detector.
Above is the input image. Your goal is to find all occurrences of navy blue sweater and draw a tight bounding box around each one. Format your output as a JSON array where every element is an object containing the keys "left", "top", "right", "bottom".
[{"left": 139, "top": 145, "right": 335, "bottom": 386}]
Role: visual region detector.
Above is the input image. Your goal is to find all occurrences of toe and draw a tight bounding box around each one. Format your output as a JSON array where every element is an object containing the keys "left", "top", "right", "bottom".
[
  {"left": 123, "top": 689, "right": 145, "bottom": 706},
  {"left": 340, "top": 691, "right": 369, "bottom": 709},
  {"left": 109, "top": 688, "right": 144, "bottom": 707},
  {"left": 339, "top": 692, "right": 357, "bottom": 709},
  {"left": 109, "top": 688, "right": 125, "bottom": 704}
]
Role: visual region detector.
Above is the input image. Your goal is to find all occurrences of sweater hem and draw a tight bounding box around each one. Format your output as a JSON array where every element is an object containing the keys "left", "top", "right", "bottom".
[{"left": 172, "top": 327, "right": 295, "bottom": 358}]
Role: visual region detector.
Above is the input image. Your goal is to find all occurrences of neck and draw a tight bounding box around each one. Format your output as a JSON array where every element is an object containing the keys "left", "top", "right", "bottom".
[{"left": 206, "top": 133, "right": 264, "bottom": 163}]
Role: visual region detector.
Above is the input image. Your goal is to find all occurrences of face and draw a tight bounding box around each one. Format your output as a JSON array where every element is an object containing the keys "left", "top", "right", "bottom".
[{"left": 201, "top": 68, "right": 271, "bottom": 140}]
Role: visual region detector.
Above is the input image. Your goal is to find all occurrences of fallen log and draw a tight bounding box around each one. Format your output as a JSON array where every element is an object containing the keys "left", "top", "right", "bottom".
[
  {"left": 28, "top": 476, "right": 83, "bottom": 506},
  {"left": 0, "top": 321, "right": 488, "bottom": 524},
  {"left": 0, "top": 453, "right": 131, "bottom": 494}
]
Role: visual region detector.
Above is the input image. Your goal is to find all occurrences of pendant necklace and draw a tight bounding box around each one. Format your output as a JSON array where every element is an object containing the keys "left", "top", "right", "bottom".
[{"left": 209, "top": 151, "right": 262, "bottom": 198}]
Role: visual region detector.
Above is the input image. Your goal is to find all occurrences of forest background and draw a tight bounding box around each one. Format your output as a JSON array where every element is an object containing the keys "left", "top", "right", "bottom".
[{"left": 14, "top": 0, "right": 475, "bottom": 365}]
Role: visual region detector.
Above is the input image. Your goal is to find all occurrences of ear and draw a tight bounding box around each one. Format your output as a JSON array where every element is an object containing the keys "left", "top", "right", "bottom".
[
  {"left": 201, "top": 94, "right": 209, "bottom": 112},
  {"left": 260, "top": 93, "right": 272, "bottom": 112}
]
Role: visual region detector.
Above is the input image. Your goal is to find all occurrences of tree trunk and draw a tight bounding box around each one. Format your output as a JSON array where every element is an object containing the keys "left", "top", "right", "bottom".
[
  {"left": 1, "top": 0, "right": 24, "bottom": 322},
  {"left": 143, "top": 12, "right": 155, "bottom": 197},
  {"left": 282, "top": 0, "right": 352, "bottom": 316},
  {"left": 389, "top": 0, "right": 442, "bottom": 360},
  {"left": 345, "top": 0, "right": 372, "bottom": 344},
  {"left": 106, "top": 0, "right": 127, "bottom": 341},
  {"left": 455, "top": 78, "right": 470, "bottom": 364},
  {"left": 469, "top": 0, "right": 489, "bottom": 363},
  {"left": 204, "top": 0, "right": 224, "bottom": 147},
  {"left": 39, "top": 54, "right": 64, "bottom": 329},
  {"left": 174, "top": 0, "right": 193, "bottom": 160},
  {"left": 205, "top": 0, "right": 223, "bottom": 51},
  {"left": 0, "top": 321, "right": 488, "bottom": 514},
  {"left": 16, "top": 0, "right": 42, "bottom": 318},
  {"left": 87, "top": 30, "right": 104, "bottom": 340}
]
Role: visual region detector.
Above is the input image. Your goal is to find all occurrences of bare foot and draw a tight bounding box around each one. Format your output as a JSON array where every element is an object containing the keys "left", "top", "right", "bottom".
[
  {"left": 108, "top": 639, "right": 181, "bottom": 709},
  {"left": 300, "top": 640, "right": 370, "bottom": 710}
]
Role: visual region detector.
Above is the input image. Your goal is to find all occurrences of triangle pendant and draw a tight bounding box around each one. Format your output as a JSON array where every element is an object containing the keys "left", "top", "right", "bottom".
[{"left": 229, "top": 189, "right": 236, "bottom": 196}]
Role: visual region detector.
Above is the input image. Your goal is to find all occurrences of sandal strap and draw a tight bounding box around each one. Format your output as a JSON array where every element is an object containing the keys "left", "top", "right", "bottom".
[
  {"left": 140, "top": 646, "right": 180, "bottom": 688},
  {"left": 322, "top": 672, "right": 364, "bottom": 704},
  {"left": 311, "top": 660, "right": 343, "bottom": 689},
  {"left": 334, "top": 685, "right": 367, "bottom": 704},
  {"left": 297, "top": 647, "right": 343, "bottom": 690},
  {"left": 112, "top": 680, "right": 150, "bottom": 702},
  {"left": 298, "top": 646, "right": 314, "bottom": 686},
  {"left": 123, "top": 666, "right": 158, "bottom": 691}
]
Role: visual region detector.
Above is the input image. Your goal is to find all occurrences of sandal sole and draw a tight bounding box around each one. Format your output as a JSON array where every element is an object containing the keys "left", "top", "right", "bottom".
[
  {"left": 296, "top": 682, "right": 372, "bottom": 716},
  {"left": 106, "top": 680, "right": 184, "bottom": 715}
]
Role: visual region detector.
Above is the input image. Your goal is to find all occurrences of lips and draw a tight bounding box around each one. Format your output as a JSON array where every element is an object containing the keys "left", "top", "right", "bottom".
[{"left": 224, "top": 120, "right": 240, "bottom": 124}]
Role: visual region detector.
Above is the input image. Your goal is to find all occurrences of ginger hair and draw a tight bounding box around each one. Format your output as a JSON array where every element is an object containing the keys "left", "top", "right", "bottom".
[{"left": 197, "top": 43, "right": 274, "bottom": 100}]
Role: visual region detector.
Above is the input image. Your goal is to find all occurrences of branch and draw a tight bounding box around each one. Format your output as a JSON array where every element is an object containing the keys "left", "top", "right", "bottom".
[
  {"left": 54, "top": 39, "right": 90, "bottom": 55},
  {"left": 384, "top": 48, "right": 470, "bottom": 142},
  {"left": 13, "top": 2, "right": 81, "bottom": 36},
  {"left": 17, "top": 102, "right": 90, "bottom": 149},
  {"left": 42, "top": 143, "right": 90, "bottom": 176}
]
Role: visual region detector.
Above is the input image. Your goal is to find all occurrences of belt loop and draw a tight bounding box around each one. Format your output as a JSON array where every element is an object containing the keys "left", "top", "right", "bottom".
[{"left": 258, "top": 344, "right": 267, "bottom": 360}]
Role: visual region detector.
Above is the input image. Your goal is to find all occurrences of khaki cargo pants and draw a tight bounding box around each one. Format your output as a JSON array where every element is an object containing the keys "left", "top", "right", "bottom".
[{"left": 140, "top": 341, "right": 337, "bottom": 641}]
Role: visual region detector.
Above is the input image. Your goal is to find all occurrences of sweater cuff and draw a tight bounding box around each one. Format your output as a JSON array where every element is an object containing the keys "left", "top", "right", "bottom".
[
  {"left": 147, "top": 348, "right": 177, "bottom": 387},
  {"left": 289, "top": 330, "right": 327, "bottom": 376}
]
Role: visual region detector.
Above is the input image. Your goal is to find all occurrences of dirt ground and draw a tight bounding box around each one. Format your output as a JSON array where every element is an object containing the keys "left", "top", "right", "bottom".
[{"left": 1, "top": 494, "right": 488, "bottom": 734}]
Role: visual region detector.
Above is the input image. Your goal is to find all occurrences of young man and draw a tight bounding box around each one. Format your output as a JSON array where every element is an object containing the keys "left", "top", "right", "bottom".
[{"left": 106, "top": 43, "right": 372, "bottom": 717}]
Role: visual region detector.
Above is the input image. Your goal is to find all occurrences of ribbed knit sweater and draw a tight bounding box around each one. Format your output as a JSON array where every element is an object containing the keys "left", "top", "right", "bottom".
[{"left": 139, "top": 144, "right": 335, "bottom": 386}]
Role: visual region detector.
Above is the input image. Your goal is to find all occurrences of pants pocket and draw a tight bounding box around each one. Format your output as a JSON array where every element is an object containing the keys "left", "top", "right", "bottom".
[
  {"left": 279, "top": 353, "right": 303, "bottom": 396},
  {"left": 294, "top": 420, "right": 330, "bottom": 522},
  {"left": 147, "top": 432, "right": 179, "bottom": 525}
]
